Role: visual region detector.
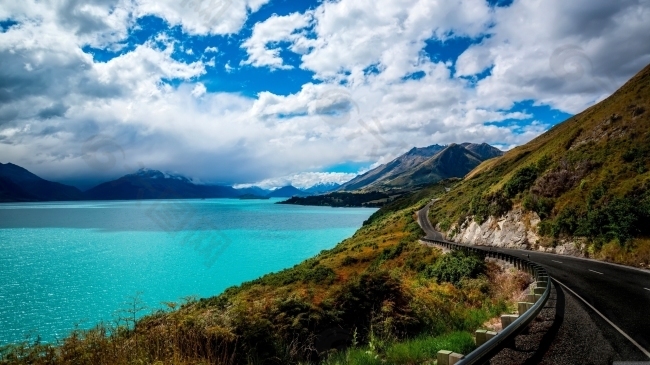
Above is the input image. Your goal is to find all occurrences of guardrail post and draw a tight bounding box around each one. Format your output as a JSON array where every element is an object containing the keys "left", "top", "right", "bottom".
[
  {"left": 486, "top": 331, "right": 497, "bottom": 340},
  {"left": 501, "top": 314, "right": 519, "bottom": 328},
  {"left": 526, "top": 294, "right": 537, "bottom": 303},
  {"left": 518, "top": 302, "right": 534, "bottom": 315},
  {"left": 475, "top": 329, "right": 487, "bottom": 346},
  {"left": 437, "top": 350, "right": 452, "bottom": 365},
  {"left": 449, "top": 353, "right": 463, "bottom": 365}
]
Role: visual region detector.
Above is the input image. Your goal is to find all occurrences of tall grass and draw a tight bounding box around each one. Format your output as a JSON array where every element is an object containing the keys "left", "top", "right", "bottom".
[{"left": 322, "top": 332, "right": 475, "bottom": 365}]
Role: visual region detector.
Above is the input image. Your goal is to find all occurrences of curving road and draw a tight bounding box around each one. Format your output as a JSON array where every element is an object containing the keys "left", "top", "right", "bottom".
[
  {"left": 417, "top": 204, "right": 650, "bottom": 361},
  {"left": 417, "top": 200, "right": 444, "bottom": 241}
]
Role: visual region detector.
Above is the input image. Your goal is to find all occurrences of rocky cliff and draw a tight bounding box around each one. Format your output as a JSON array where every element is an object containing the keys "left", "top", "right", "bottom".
[{"left": 439, "top": 206, "right": 586, "bottom": 257}]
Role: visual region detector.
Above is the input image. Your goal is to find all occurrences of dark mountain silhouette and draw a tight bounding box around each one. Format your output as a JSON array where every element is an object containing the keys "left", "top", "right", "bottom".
[
  {"left": 235, "top": 186, "right": 271, "bottom": 196},
  {"left": 0, "top": 163, "right": 85, "bottom": 202},
  {"left": 85, "top": 169, "right": 240, "bottom": 200},
  {"left": 266, "top": 185, "right": 311, "bottom": 198}
]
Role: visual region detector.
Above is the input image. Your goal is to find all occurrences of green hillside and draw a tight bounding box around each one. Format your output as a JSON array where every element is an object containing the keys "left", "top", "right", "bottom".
[{"left": 430, "top": 63, "right": 650, "bottom": 267}]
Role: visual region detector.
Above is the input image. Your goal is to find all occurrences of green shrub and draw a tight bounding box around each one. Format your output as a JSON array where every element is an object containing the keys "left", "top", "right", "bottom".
[
  {"left": 504, "top": 165, "right": 539, "bottom": 198},
  {"left": 305, "top": 266, "right": 337, "bottom": 284},
  {"left": 334, "top": 271, "right": 420, "bottom": 341},
  {"left": 425, "top": 251, "right": 486, "bottom": 286},
  {"left": 538, "top": 186, "right": 650, "bottom": 245},
  {"left": 523, "top": 194, "right": 555, "bottom": 219},
  {"left": 342, "top": 256, "right": 359, "bottom": 266},
  {"left": 378, "top": 241, "right": 407, "bottom": 262},
  {"left": 470, "top": 191, "right": 512, "bottom": 223}
]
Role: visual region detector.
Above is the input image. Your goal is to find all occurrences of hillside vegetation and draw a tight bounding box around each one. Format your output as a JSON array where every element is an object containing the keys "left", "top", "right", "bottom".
[
  {"left": 1, "top": 182, "right": 529, "bottom": 365},
  {"left": 430, "top": 63, "right": 650, "bottom": 267}
]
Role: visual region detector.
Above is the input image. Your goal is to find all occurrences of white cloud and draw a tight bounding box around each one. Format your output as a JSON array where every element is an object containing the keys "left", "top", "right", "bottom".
[
  {"left": 241, "top": 12, "right": 312, "bottom": 70},
  {"left": 456, "top": 0, "right": 650, "bottom": 113},
  {"left": 293, "top": 0, "right": 492, "bottom": 81},
  {"left": 235, "top": 172, "right": 357, "bottom": 190},
  {"left": 1, "top": 0, "right": 650, "bottom": 190},
  {"left": 205, "top": 46, "right": 218, "bottom": 53},
  {"left": 134, "top": 0, "right": 271, "bottom": 35},
  {"left": 191, "top": 83, "right": 207, "bottom": 97}
]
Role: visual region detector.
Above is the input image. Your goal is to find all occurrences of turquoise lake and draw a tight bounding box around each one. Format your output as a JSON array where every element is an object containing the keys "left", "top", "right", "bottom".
[{"left": 0, "top": 199, "right": 375, "bottom": 345}]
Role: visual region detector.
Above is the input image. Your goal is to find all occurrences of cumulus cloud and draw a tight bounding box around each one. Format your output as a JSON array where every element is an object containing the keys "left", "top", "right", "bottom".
[
  {"left": 456, "top": 0, "right": 650, "bottom": 113},
  {"left": 241, "top": 12, "right": 312, "bottom": 70},
  {"left": 0, "top": 0, "right": 649, "bottom": 190},
  {"left": 235, "top": 172, "right": 357, "bottom": 190},
  {"left": 134, "top": 0, "right": 270, "bottom": 35}
]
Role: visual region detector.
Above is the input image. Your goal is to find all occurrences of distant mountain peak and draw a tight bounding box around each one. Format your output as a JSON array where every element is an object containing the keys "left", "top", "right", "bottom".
[
  {"left": 338, "top": 142, "right": 502, "bottom": 192},
  {"left": 128, "top": 168, "right": 192, "bottom": 183},
  {"left": 267, "top": 185, "right": 312, "bottom": 198}
]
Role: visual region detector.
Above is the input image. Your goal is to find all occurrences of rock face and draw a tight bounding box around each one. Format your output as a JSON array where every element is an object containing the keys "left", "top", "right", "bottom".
[
  {"left": 441, "top": 207, "right": 586, "bottom": 257},
  {"left": 442, "top": 207, "right": 540, "bottom": 249}
]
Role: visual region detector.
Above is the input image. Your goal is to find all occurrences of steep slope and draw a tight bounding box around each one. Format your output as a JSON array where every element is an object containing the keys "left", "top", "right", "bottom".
[
  {"left": 430, "top": 63, "right": 650, "bottom": 266},
  {"left": 380, "top": 144, "right": 484, "bottom": 189},
  {"left": 0, "top": 176, "right": 37, "bottom": 202},
  {"left": 0, "top": 163, "right": 85, "bottom": 201},
  {"left": 85, "top": 169, "right": 240, "bottom": 200},
  {"left": 461, "top": 143, "right": 504, "bottom": 160},
  {"left": 338, "top": 144, "right": 445, "bottom": 191},
  {"left": 266, "top": 185, "right": 311, "bottom": 197}
]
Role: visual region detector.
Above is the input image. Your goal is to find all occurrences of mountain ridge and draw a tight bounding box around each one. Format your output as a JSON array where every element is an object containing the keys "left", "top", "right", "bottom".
[
  {"left": 338, "top": 143, "right": 502, "bottom": 192},
  {"left": 0, "top": 162, "right": 85, "bottom": 202}
]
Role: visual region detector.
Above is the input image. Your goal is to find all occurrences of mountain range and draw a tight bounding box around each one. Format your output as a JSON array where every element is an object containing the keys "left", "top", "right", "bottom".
[
  {"left": 338, "top": 142, "right": 503, "bottom": 192},
  {"left": 0, "top": 165, "right": 340, "bottom": 202},
  {"left": 1, "top": 141, "right": 501, "bottom": 203}
]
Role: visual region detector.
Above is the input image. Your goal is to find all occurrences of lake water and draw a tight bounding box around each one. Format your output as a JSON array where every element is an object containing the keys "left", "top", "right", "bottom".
[{"left": 0, "top": 199, "right": 375, "bottom": 345}]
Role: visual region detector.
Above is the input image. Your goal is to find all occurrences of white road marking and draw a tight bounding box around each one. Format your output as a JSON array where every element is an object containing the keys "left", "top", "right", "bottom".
[
  {"left": 589, "top": 269, "right": 603, "bottom": 275},
  {"left": 645, "top": 288, "right": 650, "bottom": 291},
  {"left": 552, "top": 260, "right": 563, "bottom": 264},
  {"left": 553, "top": 278, "right": 650, "bottom": 358}
]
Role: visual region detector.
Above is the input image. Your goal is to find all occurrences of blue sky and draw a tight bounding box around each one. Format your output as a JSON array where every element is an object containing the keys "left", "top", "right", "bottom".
[{"left": 1, "top": 0, "right": 649, "bottom": 189}]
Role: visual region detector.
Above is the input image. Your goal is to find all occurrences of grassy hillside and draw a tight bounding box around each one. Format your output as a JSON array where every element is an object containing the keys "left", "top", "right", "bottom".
[
  {"left": 430, "top": 63, "right": 650, "bottom": 267},
  {"left": 1, "top": 181, "right": 529, "bottom": 365}
]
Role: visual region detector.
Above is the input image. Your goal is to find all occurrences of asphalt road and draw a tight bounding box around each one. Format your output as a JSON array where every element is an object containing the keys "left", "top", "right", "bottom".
[
  {"left": 417, "top": 201, "right": 444, "bottom": 241},
  {"left": 418, "top": 204, "right": 650, "bottom": 359}
]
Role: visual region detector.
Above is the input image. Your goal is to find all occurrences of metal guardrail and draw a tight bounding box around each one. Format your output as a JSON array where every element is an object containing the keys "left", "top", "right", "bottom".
[{"left": 421, "top": 238, "right": 552, "bottom": 365}]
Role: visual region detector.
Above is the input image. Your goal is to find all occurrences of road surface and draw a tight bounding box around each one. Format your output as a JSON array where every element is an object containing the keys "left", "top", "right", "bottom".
[{"left": 417, "top": 204, "right": 650, "bottom": 361}]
